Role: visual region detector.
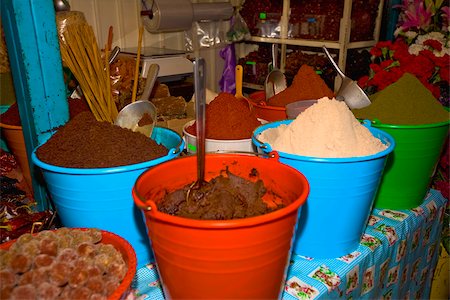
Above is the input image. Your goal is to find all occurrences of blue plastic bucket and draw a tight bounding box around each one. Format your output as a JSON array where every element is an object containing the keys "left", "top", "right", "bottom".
[
  {"left": 32, "top": 126, "right": 184, "bottom": 268},
  {"left": 253, "top": 120, "right": 395, "bottom": 258}
]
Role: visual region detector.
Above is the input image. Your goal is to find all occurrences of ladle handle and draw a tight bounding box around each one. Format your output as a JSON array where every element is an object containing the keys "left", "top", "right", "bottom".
[
  {"left": 141, "top": 64, "right": 159, "bottom": 100},
  {"left": 322, "top": 46, "right": 346, "bottom": 79},
  {"left": 194, "top": 58, "right": 206, "bottom": 184},
  {"left": 235, "top": 65, "right": 243, "bottom": 99},
  {"left": 272, "top": 43, "right": 278, "bottom": 70},
  {"left": 108, "top": 46, "right": 120, "bottom": 64}
]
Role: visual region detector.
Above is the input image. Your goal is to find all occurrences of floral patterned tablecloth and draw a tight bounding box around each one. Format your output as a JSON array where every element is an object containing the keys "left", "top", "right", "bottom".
[{"left": 130, "top": 189, "right": 447, "bottom": 300}]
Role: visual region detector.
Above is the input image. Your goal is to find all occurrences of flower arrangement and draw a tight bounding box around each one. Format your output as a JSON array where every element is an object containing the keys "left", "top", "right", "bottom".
[{"left": 358, "top": 0, "right": 449, "bottom": 107}]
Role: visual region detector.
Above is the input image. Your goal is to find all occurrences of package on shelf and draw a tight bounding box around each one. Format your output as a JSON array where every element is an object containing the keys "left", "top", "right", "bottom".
[
  {"left": 241, "top": 0, "right": 382, "bottom": 42},
  {"left": 240, "top": 1, "right": 283, "bottom": 37},
  {"left": 350, "top": 0, "right": 382, "bottom": 42},
  {"left": 237, "top": 43, "right": 272, "bottom": 86}
]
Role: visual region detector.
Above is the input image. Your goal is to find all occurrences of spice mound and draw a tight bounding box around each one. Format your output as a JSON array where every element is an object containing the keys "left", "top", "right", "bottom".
[
  {"left": 157, "top": 168, "right": 285, "bottom": 220},
  {"left": 266, "top": 64, "right": 335, "bottom": 107},
  {"left": 36, "top": 111, "right": 168, "bottom": 168},
  {"left": 185, "top": 92, "right": 261, "bottom": 140},
  {"left": 352, "top": 73, "right": 449, "bottom": 125},
  {"left": 0, "top": 228, "right": 128, "bottom": 300},
  {"left": 258, "top": 97, "right": 388, "bottom": 158}
]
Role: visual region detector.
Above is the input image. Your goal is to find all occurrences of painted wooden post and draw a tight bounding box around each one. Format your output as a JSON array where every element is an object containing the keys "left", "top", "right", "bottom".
[{"left": 1, "top": 0, "right": 69, "bottom": 210}]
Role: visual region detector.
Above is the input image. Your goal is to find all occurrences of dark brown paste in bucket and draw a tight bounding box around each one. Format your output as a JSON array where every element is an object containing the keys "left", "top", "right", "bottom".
[
  {"left": 157, "top": 168, "right": 285, "bottom": 220},
  {"left": 36, "top": 112, "right": 168, "bottom": 168}
]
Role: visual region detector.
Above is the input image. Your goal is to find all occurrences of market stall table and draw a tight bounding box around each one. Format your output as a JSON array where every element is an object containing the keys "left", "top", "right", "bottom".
[{"left": 131, "top": 189, "right": 446, "bottom": 299}]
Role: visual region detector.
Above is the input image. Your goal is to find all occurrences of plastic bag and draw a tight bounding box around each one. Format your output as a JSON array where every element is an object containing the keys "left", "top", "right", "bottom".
[
  {"left": 226, "top": 9, "right": 250, "bottom": 43},
  {"left": 219, "top": 44, "right": 236, "bottom": 94},
  {"left": 185, "top": 20, "right": 228, "bottom": 52}
]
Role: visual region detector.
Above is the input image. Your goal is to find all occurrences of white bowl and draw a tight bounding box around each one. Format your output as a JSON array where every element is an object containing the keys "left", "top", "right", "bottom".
[
  {"left": 182, "top": 120, "right": 256, "bottom": 154},
  {"left": 285, "top": 99, "right": 318, "bottom": 119}
]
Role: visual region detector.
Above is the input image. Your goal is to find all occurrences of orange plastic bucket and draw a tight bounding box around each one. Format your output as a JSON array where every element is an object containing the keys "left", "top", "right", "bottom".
[
  {"left": 0, "top": 123, "right": 32, "bottom": 191},
  {"left": 247, "top": 91, "right": 287, "bottom": 121},
  {"left": 133, "top": 153, "right": 309, "bottom": 299}
]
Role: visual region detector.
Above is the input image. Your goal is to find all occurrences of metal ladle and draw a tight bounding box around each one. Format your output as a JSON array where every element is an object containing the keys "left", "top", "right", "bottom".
[
  {"left": 322, "top": 46, "right": 371, "bottom": 109},
  {"left": 187, "top": 57, "right": 207, "bottom": 200},
  {"left": 114, "top": 64, "right": 160, "bottom": 137},
  {"left": 265, "top": 43, "right": 287, "bottom": 102}
]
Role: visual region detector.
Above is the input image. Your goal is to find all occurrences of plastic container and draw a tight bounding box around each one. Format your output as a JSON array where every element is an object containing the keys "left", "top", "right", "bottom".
[
  {"left": 253, "top": 120, "right": 395, "bottom": 258},
  {"left": 371, "top": 120, "right": 449, "bottom": 209},
  {"left": 133, "top": 153, "right": 309, "bottom": 299},
  {"left": 0, "top": 228, "right": 137, "bottom": 300},
  {"left": 32, "top": 126, "right": 184, "bottom": 268},
  {"left": 182, "top": 120, "right": 256, "bottom": 153},
  {"left": 247, "top": 91, "right": 287, "bottom": 121},
  {"left": 285, "top": 99, "right": 318, "bottom": 119},
  {"left": 0, "top": 121, "right": 32, "bottom": 192}
]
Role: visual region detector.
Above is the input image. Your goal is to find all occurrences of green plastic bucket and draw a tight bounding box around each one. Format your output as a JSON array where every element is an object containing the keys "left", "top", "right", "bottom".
[{"left": 372, "top": 120, "right": 449, "bottom": 209}]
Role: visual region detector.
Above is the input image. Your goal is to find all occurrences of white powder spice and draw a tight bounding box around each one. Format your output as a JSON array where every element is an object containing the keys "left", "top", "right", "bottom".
[{"left": 258, "top": 97, "right": 388, "bottom": 158}]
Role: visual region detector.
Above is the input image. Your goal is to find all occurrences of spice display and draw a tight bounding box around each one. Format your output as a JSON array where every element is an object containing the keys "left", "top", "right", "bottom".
[
  {"left": 240, "top": 0, "right": 380, "bottom": 42},
  {"left": 258, "top": 97, "right": 387, "bottom": 158},
  {"left": 352, "top": 73, "right": 449, "bottom": 125},
  {"left": 0, "top": 164, "right": 54, "bottom": 243},
  {"left": 0, "top": 228, "right": 128, "bottom": 299},
  {"left": 35, "top": 111, "right": 167, "bottom": 168},
  {"left": 157, "top": 168, "right": 284, "bottom": 220},
  {"left": 185, "top": 92, "right": 261, "bottom": 140},
  {"left": 267, "top": 64, "right": 335, "bottom": 107}
]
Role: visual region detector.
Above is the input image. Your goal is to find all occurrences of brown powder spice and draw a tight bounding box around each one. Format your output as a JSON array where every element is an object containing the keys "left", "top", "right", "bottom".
[
  {"left": 36, "top": 112, "right": 168, "bottom": 168},
  {"left": 267, "top": 64, "right": 335, "bottom": 107}
]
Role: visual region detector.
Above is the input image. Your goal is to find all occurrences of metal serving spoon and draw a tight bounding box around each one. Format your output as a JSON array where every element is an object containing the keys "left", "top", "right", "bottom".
[
  {"left": 265, "top": 44, "right": 287, "bottom": 102},
  {"left": 186, "top": 57, "right": 207, "bottom": 203},
  {"left": 322, "top": 46, "right": 371, "bottom": 109}
]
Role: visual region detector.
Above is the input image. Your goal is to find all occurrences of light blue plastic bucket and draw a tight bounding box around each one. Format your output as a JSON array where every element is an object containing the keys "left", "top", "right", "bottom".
[
  {"left": 32, "top": 126, "right": 184, "bottom": 268},
  {"left": 252, "top": 120, "right": 395, "bottom": 258}
]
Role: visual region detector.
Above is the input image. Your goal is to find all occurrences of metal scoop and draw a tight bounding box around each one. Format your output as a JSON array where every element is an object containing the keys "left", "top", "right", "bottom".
[
  {"left": 114, "top": 100, "right": 157, "bottom": 137},
  {"left": 265, "top": 44, "right": 287, "bottom": 101},
  {"left": 322, "top": 46, "right": 371, "bottom": 109},
  {"left": 186, "top": 57, "right": 206, "bottom": 201},
  {"left": 114, "top": 64, "right": 160, "bottom": 137}
]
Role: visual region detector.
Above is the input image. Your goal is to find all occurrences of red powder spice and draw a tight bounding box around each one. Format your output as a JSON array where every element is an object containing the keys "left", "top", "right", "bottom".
[
  {"left": 186, "top": 92, "right": 261, "bottom": 140},
  {"left": 0, "top": 102, "right": 21, "bottom": 126},
  {"left": 0, "top": 97, "right": 91, "bottom": 126},
  {"left": 267, "top": 64, "right": 335, "bottom": 107}
]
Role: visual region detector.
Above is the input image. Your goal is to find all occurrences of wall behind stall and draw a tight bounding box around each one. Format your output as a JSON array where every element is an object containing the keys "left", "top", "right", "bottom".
[{"left": 69, "top": 0, "right": 231, "bottom": 93}]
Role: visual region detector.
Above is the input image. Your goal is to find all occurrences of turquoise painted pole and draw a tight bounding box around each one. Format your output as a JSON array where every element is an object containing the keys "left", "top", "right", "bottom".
[{"left": 1, "top": 0, "right": 69, "bottom": 211}]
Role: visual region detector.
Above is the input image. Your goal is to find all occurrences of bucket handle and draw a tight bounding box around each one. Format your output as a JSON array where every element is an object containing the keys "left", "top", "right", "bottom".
[
  {"left": 166, "top": 139, "right": 185, "bottom": 158},
  {"left": 363, "top": 119, "right": 374, "bottom": 127},
  {"left": 257, "top": 142, "right": 273, "bottom": 153},
  {"left": 252, "top": 135, "right": 273, "bottom": 153},
  {"left": 135, "top": 198, "right": 158, "bottom": 212}
]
